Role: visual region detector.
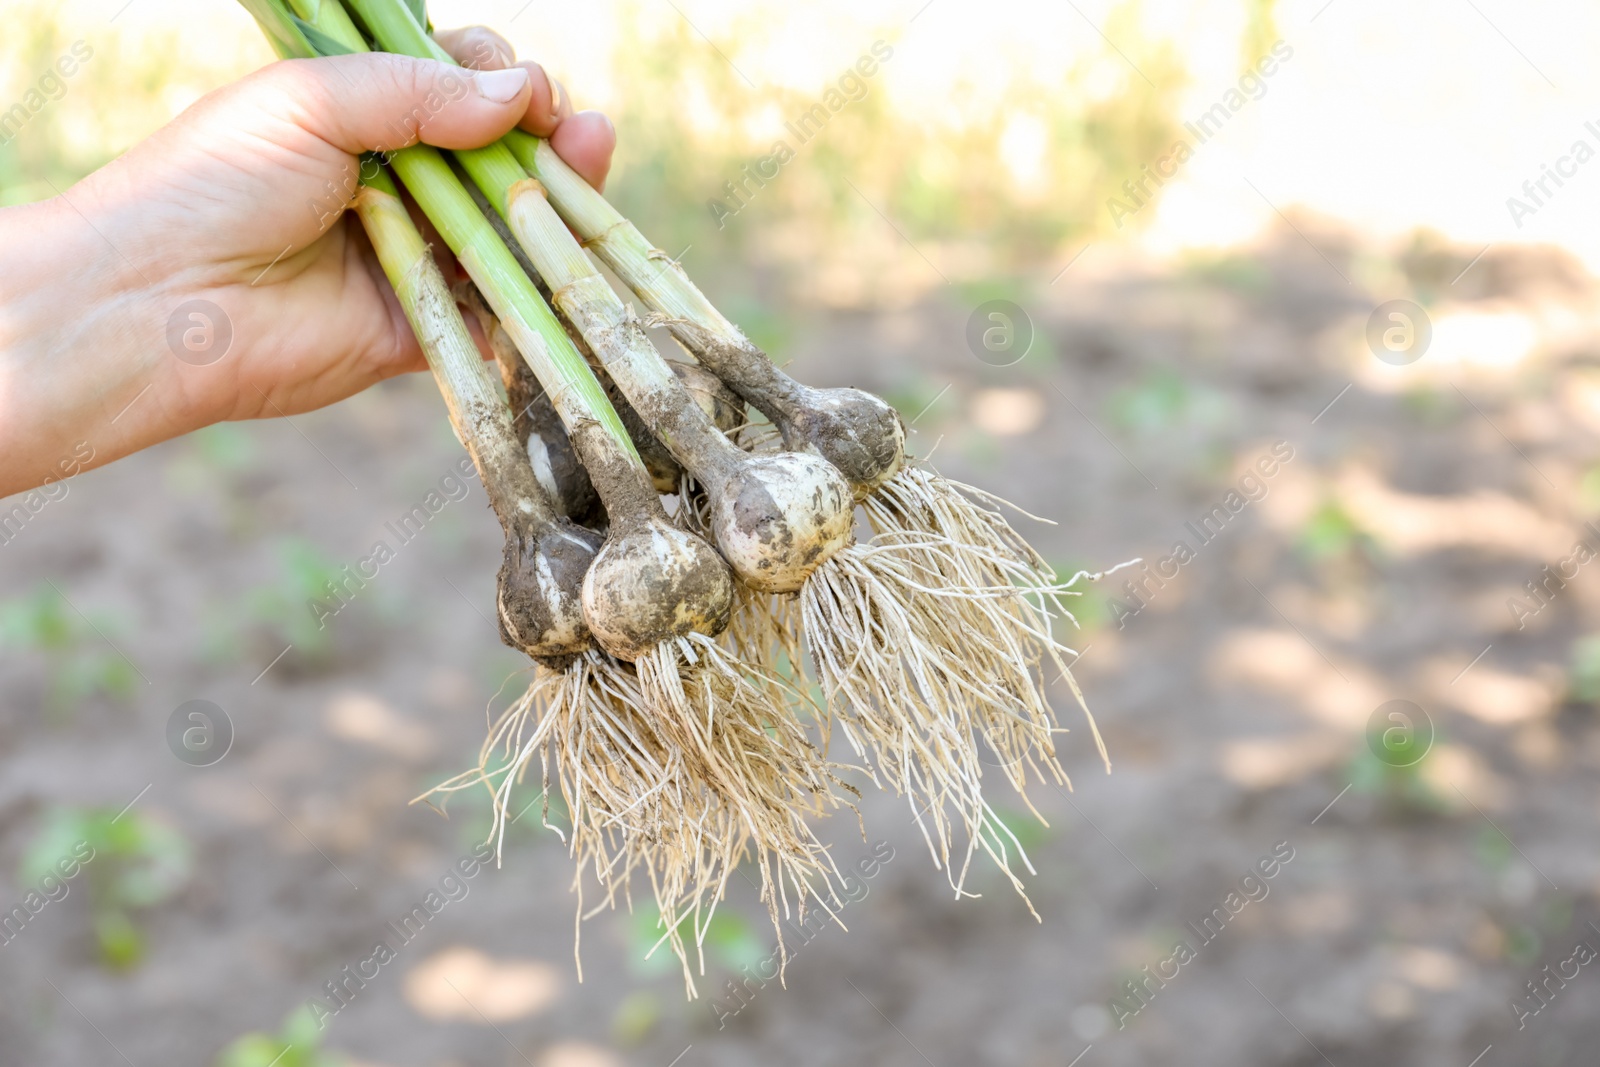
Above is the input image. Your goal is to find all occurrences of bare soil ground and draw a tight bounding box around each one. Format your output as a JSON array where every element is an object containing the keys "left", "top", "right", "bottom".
[{"left": 4, "top": 220, "right": 1599, "bottom": 1067}]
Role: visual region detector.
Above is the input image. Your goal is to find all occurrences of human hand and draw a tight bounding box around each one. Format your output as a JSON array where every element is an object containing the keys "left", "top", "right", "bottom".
[{"left": 0, "top": 27, "right": 613, "bottom": 498}]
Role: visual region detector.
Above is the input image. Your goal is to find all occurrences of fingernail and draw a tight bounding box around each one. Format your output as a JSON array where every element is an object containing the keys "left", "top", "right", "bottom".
[
  {"left": 476, "top": 67, "right": 529, "bottom": 104},
  {"left": 549, "top": 78, "right": 565, "bottom": 122}
]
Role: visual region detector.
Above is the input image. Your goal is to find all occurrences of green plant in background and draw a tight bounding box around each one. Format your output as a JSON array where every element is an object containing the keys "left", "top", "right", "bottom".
[
  {"left": 1539, "top": 894, "right": 1574, "bottom": 937},
  {"left": 245, "top": 537, "right": 346, "bottom": 656},
  {"left": 1502, "top": 922, "right": 1541, "bottom": 967},
  {"left": 1348, "top": 737, "right": 1445, "bottom": 816},
  {"left": 1104, "top": 370, "right": 1236, "bottom": 485},
  {"left": 1181, "top": 250, "right": 1271, "bottom": 296},
  {"left": 167, "top": 423, "right": 258, "bottom": 495},
  {"left": 1474, "top": 820, "right": 1513, "bottom": 873},
  {"left": 1047, "top": 560, "right": 1113, "bottom": 639},
  {"left": 425, "top": 770, "right": 571, "bottom": 853},
  {"left": 990, "top": 805, "right": 1052, "bottom": 856},
  {"left": 1239, "top": 0, "right": 1280, "bottom": 72},
  {"left": 22, "top": 806, "right": 192, "bottom": 969},
  {"left": 718, "top": 293, "right": 793, "bottom": 357},
  {"left": 1296, "top": 496, "right": 1378, "bottom": 564},
  {"left": 0, "top": 585, "right": 137, "bottom": 715},
  {"left": 879, "top": 373, "right": 949, "bottom": 431},
  {"left": 627, "top": 903, "right": 766, "bottom": 979},
  {"left": 602, "top": 0, "right": 1189, "bottom": 289},
  {"left": 1108, "top": 367, "right": 1192, "bottom": 433},
  {"left": 0, "top": 0, "right": 262, "bottom": 205},
  {"left": 945, "top": 279, "right": 1065, "bottom": 378},
  {"left": 612, "top": 989, "right": 663, "bottom": 1046},
  {"left": 1011, "top": 326, "right": 1061, "bottom": 377},
  {"left": 1569, "top": 634, "right": 1600, "bottom": 704},
  {"left": 192, "top": 422, "right": 256, "bottom": 470},
  {"left": 1578, "top": 465, "right": 1600, "bottom": 515},
  {"left": 216, "top": 1007, "right": 342, "bottom": 1067},
  {"left": 1468, "top": 857, "right": 1570, "bottom": 969},
  {"left": 165, "top": 425, "right": 267, "bottom": 549},
  {"left": 958, "top": 427, "right": 1004, "bottom": 470},
  {"left": 1400, "top": 383, "right": 1457, "bottom": 428}
]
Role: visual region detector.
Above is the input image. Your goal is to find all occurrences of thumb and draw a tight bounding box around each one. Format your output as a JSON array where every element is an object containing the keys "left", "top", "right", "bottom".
[{"left": 261, "top": 52, "right": 531, "bottom": 156}]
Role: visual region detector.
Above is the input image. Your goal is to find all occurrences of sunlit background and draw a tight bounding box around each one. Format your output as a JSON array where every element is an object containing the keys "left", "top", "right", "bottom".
[{"left": 5, "top": 0, "right": 1600, "bottom": 1064}]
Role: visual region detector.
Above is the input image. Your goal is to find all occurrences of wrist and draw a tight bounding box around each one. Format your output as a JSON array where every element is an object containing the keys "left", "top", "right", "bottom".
[{"left": 0, "top": 191, "right": 218, "bottom": 496}]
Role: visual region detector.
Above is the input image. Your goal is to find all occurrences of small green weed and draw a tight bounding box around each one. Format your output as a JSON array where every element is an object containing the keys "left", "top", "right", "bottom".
[
  {"left": 22, "top": 806, "right": 191, "bottom": 969},
  {"left": 0, "top": 585, "right": 136, "bottom": 715},
  {"left": 216, "top": 1007, "right": 342, "bottom": 1067}
]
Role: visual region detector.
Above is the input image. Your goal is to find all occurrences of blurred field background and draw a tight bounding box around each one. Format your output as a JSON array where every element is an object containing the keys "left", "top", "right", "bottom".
[{"left": 5, "top": 0, "right": 1600, "bottom": 1065}]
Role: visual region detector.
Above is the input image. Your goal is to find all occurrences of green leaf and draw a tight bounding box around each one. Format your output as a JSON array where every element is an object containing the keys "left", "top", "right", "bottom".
[
  {"left": 1571, "top": 634, "right": 1600, "bottom": 702},
  {"left": 702, "top": 909, "right": 765, "bottom": 970},
  {"left": 235, "top": 0, "right": 316, "bottom": 60},
  {"left": 1297, "top": 499, "right": 1364, "bottom": 561},
  {"left": 990, "top": 805, "right": 1050, "bottom": 854},
  {"left": 1108, "top": 368, "right": 1190, "bottom": 433},
  {"left": 95, "top": 910, "right": 144, "bottom": 969},
  {"left": 194, "top": 424, "right": 256, "bottom": 470},
  {"left": 279, "top": 1006, "right": 328, "bottom": 1052},
  {"left": 0, "top": 586, "right": 73, "bottom": 649},
  {"left": 293, "top": 17, "right": 359, "bottom": 56},
  {"left": 612, "top": 991, "right": 661, "bottom": 1046},
  {"left": 113, "top": 819, "right": 193, "bottom": 908},
  {"left": 19, "top": 808, "right": 91, "bottom": 885},
  {"left": 401, "top": 0, "right": 430, "bottom": 33},
  {"left": 217, "top": 1034, "right": 296, "bottom": 1067},
  {"left": 214, "top": 1005, "right": 337, "bottom": 1067}
]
